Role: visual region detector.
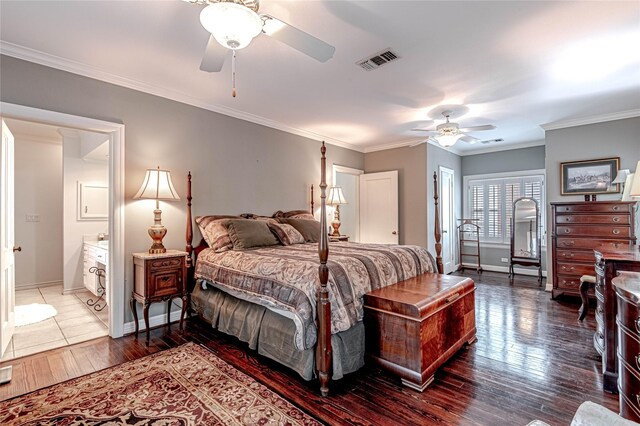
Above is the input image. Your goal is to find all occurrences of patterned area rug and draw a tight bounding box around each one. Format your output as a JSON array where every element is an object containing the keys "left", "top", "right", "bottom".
[{"left": 0, "top": 343, "right": 322, "bottom": 425}]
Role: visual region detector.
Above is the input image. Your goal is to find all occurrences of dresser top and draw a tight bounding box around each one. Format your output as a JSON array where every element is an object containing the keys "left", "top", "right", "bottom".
[
  {"left": 594, "top": 247, "right": 640, "bottom": 262},
  {"left": 613, "top": 271, "right": 640, "bottom": 303},
  {"left": 551, "top": 201, "right": 637, "bottom": 205},
  {"left": 132, "top": 250, "right": 188, "bottom": 260}
]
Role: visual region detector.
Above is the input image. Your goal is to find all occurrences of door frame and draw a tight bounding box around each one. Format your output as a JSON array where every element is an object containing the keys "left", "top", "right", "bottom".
[
  {"left": 439, "top": 166, "right": 456, "bottom": 274},
  {"left": 0, "top": 102, "right": 126, "bottom": 339},
  {"left": 332, "top": 165, "right": 363, "bottom": 242}
]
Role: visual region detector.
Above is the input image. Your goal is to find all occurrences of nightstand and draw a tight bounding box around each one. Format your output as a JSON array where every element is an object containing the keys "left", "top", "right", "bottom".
[
  {"left": 329, "top": 235, "right": 349, "bottom": 242},
  {"left": 131, "top": 250, "right": 188, "bottom": 345}
]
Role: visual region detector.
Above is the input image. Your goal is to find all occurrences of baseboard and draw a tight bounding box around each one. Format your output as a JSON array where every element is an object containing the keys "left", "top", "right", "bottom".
[
  {"left": 62, "top": 286, "right": 86, "bottom": 295},
  {"left": 123, "top": 309, "right": 184, "bottom": 335},
  {"left": 16, "top": 280, "right": 63, "bottom": 291},
  {"left": 460, "top": 263, "right": 547, "bottom": 278},
  {"left": 545, "top": 283, "right": 553, "bottom": 292}
]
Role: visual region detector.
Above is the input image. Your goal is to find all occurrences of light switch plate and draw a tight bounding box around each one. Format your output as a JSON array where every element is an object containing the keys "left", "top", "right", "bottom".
[
  {"left": 0, "top": 366, "right": 12, "bottom": 385},
  {"left": 25, "top": 214, "right": 40, "bottom": 222}
]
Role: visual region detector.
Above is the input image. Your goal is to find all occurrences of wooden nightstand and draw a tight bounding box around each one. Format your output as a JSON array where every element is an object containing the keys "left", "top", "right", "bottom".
[
  {"left": 131, "top": 250, "right": 188, "bottom": 345},
  {"left": 329, "top": 235, "right": 349, "bottom": 242}
]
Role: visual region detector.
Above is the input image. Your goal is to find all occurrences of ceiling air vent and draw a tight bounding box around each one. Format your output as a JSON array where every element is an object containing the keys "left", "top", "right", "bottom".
[
  {"left": 356, "top": 49, "right": 400, "bottom": 71},
  {"left": 480, "top": 138, "right": 504, "bottom": 145}
]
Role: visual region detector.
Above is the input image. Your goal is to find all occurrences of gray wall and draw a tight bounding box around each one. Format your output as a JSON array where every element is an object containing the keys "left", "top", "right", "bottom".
[
  {"left": 0, "top": 55, "right": 364, "bottom": 323},
  {"left": 462, "top": 145, "right": 546, "bottom": 176},
  {"left": 427, "top": 143, "right": 462, "bottom": 268},
  {"left": 364, "top": 144, "right": 428, "bottom": 247},
  {"left": 544, "top": 116, "right": 640, "bottom": 285},
  {"left": 461, "top": 145, "right": 547, "bottom": 271}
]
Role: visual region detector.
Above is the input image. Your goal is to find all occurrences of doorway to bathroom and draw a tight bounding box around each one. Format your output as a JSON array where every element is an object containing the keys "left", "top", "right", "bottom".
[{"left": 1, "top": 118, "right": 111, "bottom": 361}]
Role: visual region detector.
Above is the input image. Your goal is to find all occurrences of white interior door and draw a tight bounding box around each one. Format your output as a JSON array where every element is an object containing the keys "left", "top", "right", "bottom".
[
  {"left": 359, "top": 171, "right": 398, "bottom": 244},
  {"left": 1, "top": 119, "right": 16, "bottom": 357},
  {"left": 440, "top": 166, "right": 455, "bottom": 274}
]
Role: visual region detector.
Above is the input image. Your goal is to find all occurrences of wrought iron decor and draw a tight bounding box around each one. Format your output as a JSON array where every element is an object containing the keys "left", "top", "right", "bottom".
[{"left": 87, "top": 266, "right": 107, "bottom": 311}]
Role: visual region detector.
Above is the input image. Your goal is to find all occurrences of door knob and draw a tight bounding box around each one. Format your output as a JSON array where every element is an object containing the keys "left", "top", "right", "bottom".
[
  {"left": 392, "top": 231, "right": 397, "bottom": 235},
  {"left": 13, "top": 246, "right": 21, "bottom": 252},
  {"left": 443, "top": 230, "right": 448, "bottom": 233}
]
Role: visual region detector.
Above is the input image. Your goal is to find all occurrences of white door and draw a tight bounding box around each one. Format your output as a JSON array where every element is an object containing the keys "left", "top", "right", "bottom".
[
  {"left": 439, "top": 167, "right": 455, "bottom": 273},
  {"left": 0, "top": 119, "right": 16, "bottom": 357},
  {"left": 359, "top": 171, "right": 398, "bottom": 244}
]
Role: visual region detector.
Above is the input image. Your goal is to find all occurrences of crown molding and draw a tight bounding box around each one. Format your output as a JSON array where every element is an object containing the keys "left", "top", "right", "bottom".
[
  {"left": 0, "top": 41, "right": 362, "bottom": 152},
  {"left": 456, "top": 139, "right": 545, "bottom": 156},
  {"left": 541, "top": 109, "right": 640, "bottom": 131}
]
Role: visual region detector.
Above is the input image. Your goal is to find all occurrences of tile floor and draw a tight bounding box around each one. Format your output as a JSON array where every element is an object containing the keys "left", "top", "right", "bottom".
[{"left": 1, "top": 284, "right": 109, "bottom": 361}]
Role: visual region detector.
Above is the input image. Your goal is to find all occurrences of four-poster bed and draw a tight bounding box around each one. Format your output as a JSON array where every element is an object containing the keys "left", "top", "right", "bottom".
[{"left": 184, "top": 143, "right": 454, "bottom": 396}]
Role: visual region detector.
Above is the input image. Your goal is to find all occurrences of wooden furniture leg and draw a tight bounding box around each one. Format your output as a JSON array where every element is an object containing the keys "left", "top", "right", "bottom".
[
  {"left": 180, "top": 294, "right": 188, "bottom": 331},
  {"left": 130, "top": 297, "right": 139, "bottom": 337},
  {"left": 143, "top": 301, "right": 151, "bottom": 346},
  {"left": 578, "top": 280, "right": 590, "bottom": 321}
]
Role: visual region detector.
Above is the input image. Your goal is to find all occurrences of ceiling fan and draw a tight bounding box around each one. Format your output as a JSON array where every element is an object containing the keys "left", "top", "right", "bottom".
[
  {"left": 186, "top": 0, "right": 335, "bottom": 96},
  {"left": 412, "top": 111, "right": 496, "bottom": 147}
]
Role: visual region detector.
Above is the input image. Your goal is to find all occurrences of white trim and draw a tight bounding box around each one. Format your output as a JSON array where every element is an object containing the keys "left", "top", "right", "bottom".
[
  {"left": 362, "top": 138, "right": 465, "bottom": 156},
  {"left": 545, "top": 283, "right": 553, "bottom": 292},
  {"left": 0, "top": 102, "right": 126, "bottom": 339},
  {"left": 457, "top": 140, "right": 545, "bottom": 156},
  {"left": 123, "top": 309, "right": 183, "bottom": 335},
  {"left": 461, "top": 262, "right": 547, "bottom": 278},
  {"left": 439, "top": 166, "right": 456, "bottom": 273},
  {"left": 15, "top": 280, "right": 63, "bottom": 291},
  {"left": 0, "top": 41, "right": 359, "bottom": 153},
  {"left": 464, "top": 169, "right": 546, "bottom": 182},
  {"left": 541, "top": 109, "right": 640, "bottom": 131}
]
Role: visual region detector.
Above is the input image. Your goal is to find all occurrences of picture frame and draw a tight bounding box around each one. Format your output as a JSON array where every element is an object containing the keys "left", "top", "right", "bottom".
[{"left": 560, "top": 157, "right": 620, "bottom": 196}]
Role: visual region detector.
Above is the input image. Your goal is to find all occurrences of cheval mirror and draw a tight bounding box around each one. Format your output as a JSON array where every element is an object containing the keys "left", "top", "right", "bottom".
[{"left": 509, "top": 197, "right": 542, "bottom": 283}]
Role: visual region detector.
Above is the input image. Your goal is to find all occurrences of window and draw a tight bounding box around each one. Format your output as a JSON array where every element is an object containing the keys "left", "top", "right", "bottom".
[{"left": 465, "top": 171, "right": 545, "bottom": 245}]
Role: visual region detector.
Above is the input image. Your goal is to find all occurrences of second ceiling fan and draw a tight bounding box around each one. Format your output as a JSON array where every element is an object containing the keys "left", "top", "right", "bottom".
[{"left": 412, "top": 111, "right": 496, "bottom": 147}]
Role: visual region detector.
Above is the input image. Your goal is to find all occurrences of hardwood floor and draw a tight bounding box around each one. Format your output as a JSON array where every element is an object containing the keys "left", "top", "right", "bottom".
[{"left": 0, "top": 271, "right": 617, "bottom": 425}]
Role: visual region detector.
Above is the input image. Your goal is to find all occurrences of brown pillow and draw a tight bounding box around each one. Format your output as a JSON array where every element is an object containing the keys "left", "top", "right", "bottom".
[
  {"left": 195, "top": 215, "right": 239, "bottom": 252},
  {"left": 267, "top": 222, "right": 305, "bottom": 245},
  {"left": 273, "top": 210, "right": 316, "bottom": 221},
  {"left": 282, "top": 218, "right": 321, "bottom": 243},
  {"left": 223, "top": 219, "right": 280, "bottom": 250}
]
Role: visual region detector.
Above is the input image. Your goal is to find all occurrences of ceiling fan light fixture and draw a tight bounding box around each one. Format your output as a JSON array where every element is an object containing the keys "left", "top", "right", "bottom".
[
  {"left": 436, "top": 134, "right": 463, "bottom": 148},
  {"left": 200, "top": 2, "right": 263, "bottom": 50}
]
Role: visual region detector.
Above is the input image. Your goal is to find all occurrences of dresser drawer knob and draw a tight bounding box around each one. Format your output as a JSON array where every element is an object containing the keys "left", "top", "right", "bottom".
[
  {"left": 612, "top": 216, "right": 620, "bottom": 223},
  {"left": 561, "top": 266, "right": 575, "bottom": 272},
  {"left": 564, "top": 253, "right": 574, "bottom": 258},
  {"left": 612, "top": 229, "right": 620, "bottom": 235},
  {"left": 563, "top": 240, "right": 575, "bottom": 247},
  {"left": 635, "top": 318, "right": 640, "bottom": 334},
  {"left": 613, "top": 205, "right": 620, "bottom": 211},
  {"left": 564, "top": 229, "right": 571, "bottom": 233},
  {"left": 636, "top": 355, "right": 640, "bottom": 371}
]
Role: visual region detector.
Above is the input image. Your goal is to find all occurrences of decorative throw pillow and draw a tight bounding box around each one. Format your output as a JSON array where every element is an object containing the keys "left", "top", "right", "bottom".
[
  {"left": 195, "top": 215, "right": 239, "bottom": 252},
  {"left": 282, "top": 218, "right": 321, "bottom": 243},
  {"left": 223, "top": 219, "right": 280, "bottom": 250},
  {"left": 273, "top": 210, "right": 316, "bottom": 221},
  {"left": 267, "top": 222, "right": 305, "bottom": 245}
]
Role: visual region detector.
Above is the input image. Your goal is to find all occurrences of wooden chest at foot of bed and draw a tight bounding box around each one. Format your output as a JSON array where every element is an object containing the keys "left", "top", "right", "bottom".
[{"left": 363, "top": 274, "right": 476, "bottom": 391}]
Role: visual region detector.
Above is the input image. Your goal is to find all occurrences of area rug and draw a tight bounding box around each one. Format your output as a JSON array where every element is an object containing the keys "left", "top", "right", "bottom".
[
  {"left": 0, "top": 342, "right": 322, "bottom": 425},
  {"left": 14, "top": 303, "right": 57, "bottom": 327}
]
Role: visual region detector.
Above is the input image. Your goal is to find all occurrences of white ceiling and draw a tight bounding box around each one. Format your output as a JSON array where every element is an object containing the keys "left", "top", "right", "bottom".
[{"left": 1, "top": 1, "right": 639, "bottom": 154}]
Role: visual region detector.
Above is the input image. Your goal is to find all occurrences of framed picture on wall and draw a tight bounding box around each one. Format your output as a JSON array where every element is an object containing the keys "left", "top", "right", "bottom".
[{"left": 560, "top": 157, "right": 620, "bottom": 195}]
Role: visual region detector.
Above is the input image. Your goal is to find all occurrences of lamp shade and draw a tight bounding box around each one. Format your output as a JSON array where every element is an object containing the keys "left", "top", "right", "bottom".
[
  {"left": 436, "top": 134, "right": 463, "bottom": 148},
  {"left": 200, "top": 2, "right": 263, "bottom": 50},
  {"left": 612, "top": 169, "right": 630, "bottom": 184},
  {"left": 327, "top": 187, "right": 347, "bottom": 205},
  {"left": 134, "top": 167, "right": 180, "bottom": 201},
  {"left": 630, "top": 161, "right": 640, "bottom": 198}
]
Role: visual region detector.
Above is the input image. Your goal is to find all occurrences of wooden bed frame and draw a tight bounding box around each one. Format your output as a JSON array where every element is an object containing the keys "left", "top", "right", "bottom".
[{"left": 185, "top": 142, "right": 444, "bottom": 396}]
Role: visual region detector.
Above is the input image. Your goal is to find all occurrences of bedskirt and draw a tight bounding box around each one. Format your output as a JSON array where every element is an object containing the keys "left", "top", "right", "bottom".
[{"left": 191, "top": 280, "right": 365, "bottom": 380}]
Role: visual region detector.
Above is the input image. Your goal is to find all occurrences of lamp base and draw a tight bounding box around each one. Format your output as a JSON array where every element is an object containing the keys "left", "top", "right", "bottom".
[
  {"left": 148, "top": 225, "right": 167, "bottom": 253},
  {"left": 330, "top": 220, "right": 341, "bottom": 237}
]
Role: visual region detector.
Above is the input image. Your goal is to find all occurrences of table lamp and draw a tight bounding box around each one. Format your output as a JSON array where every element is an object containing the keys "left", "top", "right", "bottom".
[
  {"left": 327, "top": 186, "right": 347, "bottom": 237},
  {"left": 134, "top": 166, "right": 180, "bottom": 253},
  {"left": 630, "top": 162, "right": 640, "bottom": 199}
]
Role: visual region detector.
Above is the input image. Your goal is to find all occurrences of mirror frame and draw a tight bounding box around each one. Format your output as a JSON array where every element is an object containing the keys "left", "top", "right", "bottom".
[{"left": 509, "top": 197, "right": 542, "bottom": 282}]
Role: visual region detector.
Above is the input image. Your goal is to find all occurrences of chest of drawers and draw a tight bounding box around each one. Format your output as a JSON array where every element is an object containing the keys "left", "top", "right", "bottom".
[
  {"left": 551, "top": 201, "right": 636, "bottom": 299},
  {"left": 613, "top": 271, "right": 640, "bottom": 421}
]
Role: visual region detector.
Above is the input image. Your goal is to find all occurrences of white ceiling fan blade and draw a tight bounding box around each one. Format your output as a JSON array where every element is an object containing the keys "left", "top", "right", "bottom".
[
  {"left": 460, "top": 135, "right": 478, "bottom": 144},
  {"left": 262, "top": 14, "right": 335, "bottom": 62},
  {"left": 200, "top": 35, "right": 228, "bottom": 72},
  {"left": 411, "top": 129, "right": 438, "bottom": 134},
  {"left": 459, "top": 124, "right": 496, "bottom": 132}
]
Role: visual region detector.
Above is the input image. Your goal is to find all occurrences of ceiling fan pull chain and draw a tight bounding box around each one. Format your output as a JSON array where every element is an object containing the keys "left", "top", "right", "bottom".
[{"left": 232, "top": 50, "right": 237, "bottom": 98}]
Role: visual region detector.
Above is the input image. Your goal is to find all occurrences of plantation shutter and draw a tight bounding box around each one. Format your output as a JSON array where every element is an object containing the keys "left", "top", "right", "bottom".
[{"left": 469, "top": 181, "right": 485, "bottom": 238}]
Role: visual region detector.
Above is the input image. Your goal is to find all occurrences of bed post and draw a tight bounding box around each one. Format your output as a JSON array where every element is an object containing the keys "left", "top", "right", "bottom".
[
  {"left": 310, "top": 184, "right": 314, "bottom": 214},
  {"left": 317, "top": 142, "right": 332, "bottom": 396},
  {"left": 433, "top": 171, "right": 444, "bottom": 274},
  {"left": 186, "top": 172, "right": 194, "bottom": 288}
]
